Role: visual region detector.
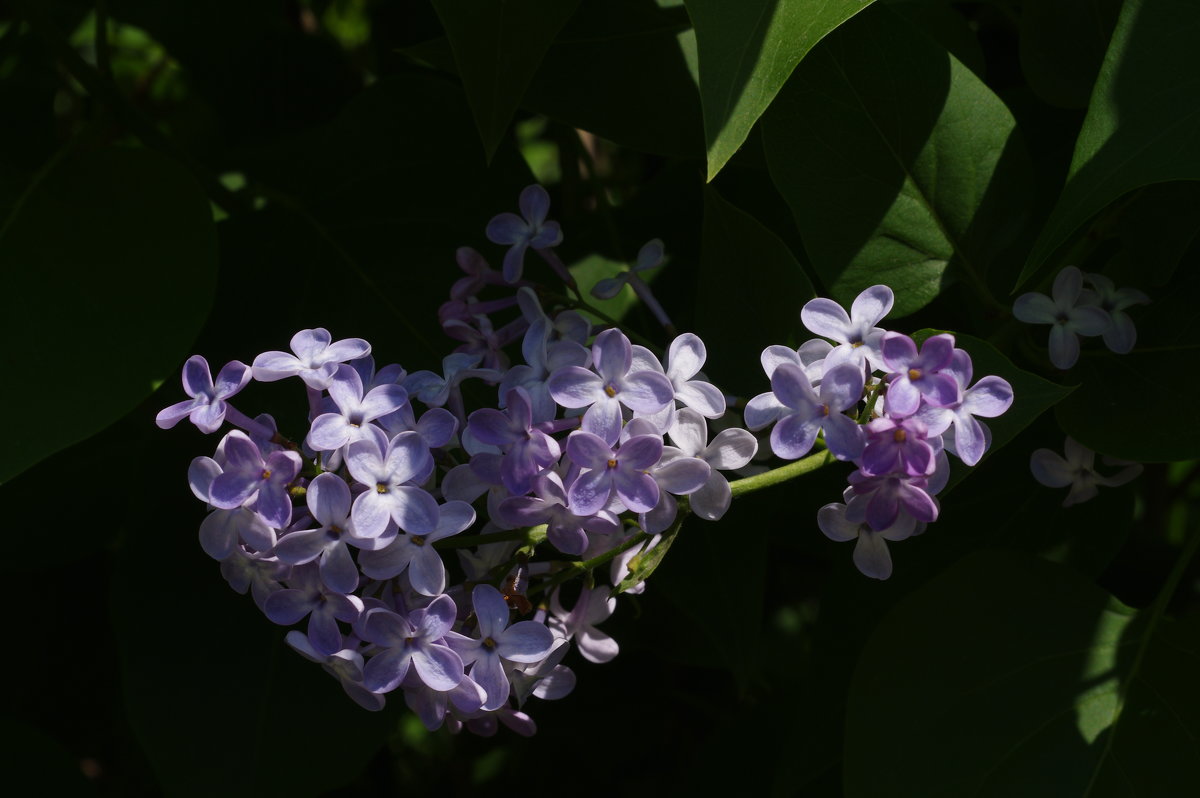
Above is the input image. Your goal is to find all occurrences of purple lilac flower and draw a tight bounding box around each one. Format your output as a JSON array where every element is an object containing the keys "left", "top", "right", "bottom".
[
  {"left": 345, "top": 428, "right": 437, "bottom": 538},
  {"left": 358, "top": 500, "right": 476, "bottom": 595},
  {"left": 485, "top": 185, "right": 564, "bottom": 283},
  {"left": 1013, "top": 266, "right": 1111, "bottom": 369},
  {"left": 306, "top": 364, "right": 409, "bottom": 453},
  {"left": 1030, "top": 437, "right": 1143, "bottom": 507},
  {"left": 207, "top": 431, "right": 303, "bottom": 529},
  {"left": 189, "top": 455, "right": 277, "bottom": 557},
  {"left": 1080, "top": 272, "right": 1149, "bottom": 354},
  {"left": 549, "top": 584, "right": 618, "bottom": 664},
  {"left": 358, "top": 596, "right": 464, "bottom": 694},
  {"left": 666, "top": 409, "right": 758, "bottom": 521},
  {"left": 846, "top": 470, "right": 939, "bottom": 531},
  {"left": 286, "top": 631, "right": 384, "bottom": 711},
  {"left": 450, "top": 246, "right": 506, "bottom": 300},
  {"left": 252, "top": 328, "right": 371, "bottom": 389},
  {"left": 404, "top": 353, "right": 502, "bottom": 409},
  {"left": 156, "top": 356, "right": 251, "bottom": 433},
  {"left": 548, "top": 329, "right": 674, "bottom": 444},
  {"left": 264, "top": 563, "right": 364, "bottom": 656},
  {"left": 750, "top": 362, "right": 865, "bottom": 461},
  {"left": 860, "top": 416, "right": 937, "bottom": 477},
  {"left": 800, "top": 284, "right": 894, "bottom": 371},
  {"left": 219, "top": 546, "right": 289, "bottom": 611},
  {"left": 273, "top": 472, "right": 369, "bottom": 595},
  {"left": 914, "top": 349, "right": 1013, "bottom": 466},
  {"left": 468, "top": 387, "right": 562, "bottom": 495},
  {"left": 819, "top": 492, "right": 922, "bottom": 580},
  {"left": 880, "top": 332, "right": 959, "bottom": 417},
  {"left": 497, "top": 472, "right": 620, "bottom": 556},
  {"left": 564, "top": 431, "right": 663, "bottom": 515},
  {"left": 445, "top": 584, "right": 555, "bottom": 711}
]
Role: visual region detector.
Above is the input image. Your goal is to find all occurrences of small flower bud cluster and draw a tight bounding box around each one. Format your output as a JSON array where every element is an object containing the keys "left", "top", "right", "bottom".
[
  {"left": 744, "top": 286, "right": 1015, "bottom": 579},
  {"left": 1013, "top": 266, "right": 1149, "bottom": 369}
]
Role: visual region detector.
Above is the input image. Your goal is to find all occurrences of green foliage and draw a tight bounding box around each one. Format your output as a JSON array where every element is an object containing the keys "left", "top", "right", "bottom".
[
  {"left": 685, "top": 0, "right": 875, "bottom": 180},
  {"left": 763, "top": 4, "right": 1033, "bottom": 318},
  {"left": 0, "top": 147, "right": 216, "bottom": 484},
  {"left": 846, "top": 550, "right": 1200, "bottom": 797}
]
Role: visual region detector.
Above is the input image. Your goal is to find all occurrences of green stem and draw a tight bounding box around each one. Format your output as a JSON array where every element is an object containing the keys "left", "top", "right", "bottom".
[
  {"left": 728, "top": 450, "right": 834, "bottom": 499},
  {"left": 434, "top": 525, "right": 547, "bottom": 551},
  {"left": 528, "top": 531, "right": 651, "bottom": 599}
]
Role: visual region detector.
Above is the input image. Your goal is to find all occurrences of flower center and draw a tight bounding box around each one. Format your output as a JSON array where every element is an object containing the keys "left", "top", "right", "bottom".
[
  {"left": 606, "top": 459, "right": 618, "bottom": 469},
  {"left": 411, "top": 535, "right": 425, "bottom": 546},
  {"left": 260, "top": 468, "right": 272, "bottom": 480},
  {"left": 893, "top": 429, "right": 907, "bottom": 443},
  {"left": 604, "top": 384, "right": 617, "bottom": 398},
  {"left": 375, "top": 482, "right": 388, "bottom": 494},
  {"left": 482, "top": 637, "right": 497, "bottom": 650},
  {"left": 907, "top": 368, "right": 921, "bottom": 381}
]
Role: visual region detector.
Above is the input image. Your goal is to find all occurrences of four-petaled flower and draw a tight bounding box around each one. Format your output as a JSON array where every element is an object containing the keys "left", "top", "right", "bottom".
[{"left": 1013, "top": 266, "right": 1111, "bottom": 369}]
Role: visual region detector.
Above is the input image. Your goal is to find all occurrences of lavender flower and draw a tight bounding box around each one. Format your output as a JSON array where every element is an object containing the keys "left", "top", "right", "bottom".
[
  {"left": 549, "top": 584, "right": 618, "bottom": 664},
  {"left": 749, "top": 362, "right": 865, "bottom": 461},
  {"left": 306, "top": 364, "right": 409, "bottom": 452},
  {"left": 358, "top": 597, "right": 464, "bottom": 693},
  {"left": 485, "top": 185, "right": 563, "bottom": 283},
  {"left": 564, "top": 431, "right": 663, "bottom": 515},
  {"left": 467, "top": 387, "right": 562, "bottom": 495},
  {"left": 1080, "top": 272, "right": 1150, "bottom": 354},
  {"left": 264, "top": 564, "right": 364, "bottom": 656},
  {"left": 156, "top": 356, "right": 251, "bottom": 433},
  {"left": 1013, "top": 266, "right": 1111, "bottom": 369},
  {"left": 252, "top": 328, "right": 371, "bottom": 389},
  {"left": 207, "top": 431, "right": 303, "bottom": 529},
  {"left": 800, "top": 284, "right": 894, "bottom": 371},
  {"left": 914, "top": 349, "right": 1013, "bottom": 466},
  {"left": 358, "top": 500, "right": 476, "bottom": 595},
  {"left": 345, "top": 428, "right": 437, "bottom": 538},
  {"left": 1030, "top": 437, "right": 1143, "bottom": 506},
  {"left": 880, "top": 332, "right": 959, "bottom": 417}
]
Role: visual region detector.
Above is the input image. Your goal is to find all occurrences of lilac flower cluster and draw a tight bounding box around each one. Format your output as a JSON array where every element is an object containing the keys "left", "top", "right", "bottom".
[
  {"left": 158, "top": 185, "right": 1018, "bottom": 733},
  {"left": 1013, "top": 266, "right": 1149, "bottom": 369},
  {"left": 743, "top": 285, "right": 1015, "bottom": 580}
]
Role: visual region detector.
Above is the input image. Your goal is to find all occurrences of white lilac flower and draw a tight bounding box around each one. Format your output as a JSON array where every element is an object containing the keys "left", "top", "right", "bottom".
[
  {"left": 666, "top": 409, "right": 758, "bottom": 521},
  {"left": 549, "top": 584, "right": 618, "bottom": 664},
  {"left": 1013, "top": 266, "right": 1111, "bottom": 369},
  {"left": 1030, "top": 437, "right": 1143, "bottom": 506}
]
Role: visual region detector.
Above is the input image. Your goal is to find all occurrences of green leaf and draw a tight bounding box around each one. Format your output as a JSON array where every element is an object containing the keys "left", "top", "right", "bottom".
[
  {"left": 1055, "top": 261, "right": 1200, "bottom": 462},
  {"left": 846, "top": 550, "right": 1200, "bottom": 797},
  {"left": 763, "top": 5, "right": 1033, "bottom": 318},
  {"left": 0, "top": 146, "right": 217, "bottom": 485},
  {"left": 1018, "top": 0, "right": 1200, "bottom": 288},
  {"left": 1114, "top": 181, "right": 1200, "bottom": 286},
  {"left": 696, "top": 184, "right": 814, "bottom": 390},
  {"left": 430, "top": 0, "right": 580, "bottom": 162},
  {"left": 1018, "top": 0, "right": 1122, "bottom": 109},
  {"left": 684, "top": 0, "right": 876, "bottom": 180}
]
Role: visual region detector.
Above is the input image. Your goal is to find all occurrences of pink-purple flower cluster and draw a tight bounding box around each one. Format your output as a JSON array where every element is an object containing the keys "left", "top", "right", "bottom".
[
  {"left": 744, "top": 285, "right": 1015, "bottom": 579},
  {"left": 158, "top": 185, "right": 1017, "bottom": 734}
]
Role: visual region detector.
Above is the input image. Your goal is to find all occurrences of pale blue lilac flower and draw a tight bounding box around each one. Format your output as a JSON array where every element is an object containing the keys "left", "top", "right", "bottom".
[
  {"left": 497, "top": 472, "right": 620, "bottom": 555},
  {"left": 285, "top": 631, "right": 384, "bottom": 711},
  {"left": 264, "top": 563, "right": 364, "bottom": 655},
  {"left": 219, "top": 546, "right": 289, "bottom": 611},
  {"left": 345, "top": 428, "right": 437, "bottom": 538},
  {"left": 565, "top": 431, "right": 663, "bottom": 515},
  {"left": 666, "top": 409, "right": 758, "bottom": 521},
  {"left": 846, "top": 470, "right": 939, "bottom": 531},
  {"left": 306, "top": 364, "right": 409, "bottom": 452},
  {"left": 636, "top": 443, "right": 713, "bottom": 533},
  {"left": 273, "top": 472, "right": 369, "bottom": 595},
  {"left": 156, "top": 355, "right": 252, "bottom": 433},
  {"left": 1030, "top": 437, "right": 1143, "bottom": 507},
  {"left": 359, "top": 500, "right": 476, "bottom": 595},
  {"left": 752, "top": 362, "right": 865, "bottom": 461},
  {"left": 658, "top": 333, "right": 725, "bottom": 418},
  {"left": 485, "top": 185, "right": 564, "bottom": 283},
  {"left": 880, "top": 332, "right": 959, "bottom": 417},
  {"left": 208, "top": 431, "right": 303, "bottom": 528},
  {"left": 359, "top": 596, "right": 464, "bottom": 693},
  {"left": 548, "top": 329, "right": 674, "bottom": 444},
  {"left": 549, "top": 584, "right": 617, "bottom": 664},
  {"left": 914, "top": 350, "right": 1013, "bottom": 466},
  {"left": 188, "top": 455, "right": 277, "bottom": 557},
  {"left": 252, "top": 328, "right": 371, "bottom": 389},
  {"left": 760, "top": 339, "right": 832, "bottom": 382},
  {"left": 1080, "top": 272, "right": 1150, "bottom": 354},
  {"left": 860, "top": 416, "right": 937, "bottom": 477},
  {"left": 445, "top": 584, "right": 555, "bottom": 711},
  {"left": 468, "top": 387, "right": 562, "bottom": 495},
  {"left": 819, "top": 491, "right": 922, "bottom": 580},
  {"left": 1013, "top": 266, "right": 1111, "bottom": 369},
  {"left": 800, "top": 284, "right": 894, "bottom": 371}
]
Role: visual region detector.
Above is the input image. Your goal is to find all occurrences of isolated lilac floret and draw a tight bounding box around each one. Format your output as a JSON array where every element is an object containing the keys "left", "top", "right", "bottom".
[
  {"left": 485, "top": 185, "right": 563, "bottom": 283},
  {"left": 819, "top": 492, "right": 921, "bottom": 580},
  {"left": 359, "top": 596, "right": 464, "bottom": 694},
  {"left": 550, "top": 584, "right": 618, "bottom": 664},
  {"left": 345, "top": 428, "right": 437, "bottom": 538},
  {"left": 446, "top": 584, "right": 555, "bottom": 711},
  {"left": 273, "top": 472, "right": 364, "bottom": 594},
  {"left": 756, "top": 362, "right": 865, "bottom": 461},
  {"left": 251, "top": 328, "right": 371, "bottom": 389},
  {"left": 359, "top": 500, "right": 475, "bottom": 595},
  {"left": 548, "top": 328, "right": 674, "bottom": 444},
  {"left": 207, "top": 431, "right": 303, "bottom": 529},
  {"left": 156, "top": 355, "right": 252, "bottom": 433},
  {"left": 1080, "top": 272, "right": 1149, "bottom": 354},
  {"left": 264, "top": 563, "right": 364, "bottom": 656},
  {"left": 1030, "top": 437, "right": 1143, "bottom": 507},
  {"left": 800, "top": 284, "right": 894, "bottom": 371},
  {"left": 565, "top": 431, "right": 663, "bottom": 515},
  {"left": 880, "top": 332, "right": 959, "bottom": 417},
  {"left": 914, "top": 349, "right": 1013, "bottom": 466},
  {"left": 666, "top": 409, "right": 757, "bottom": 521},
  {"left": 1013, "top": 266, "right": 1111, "bottom": 369}
]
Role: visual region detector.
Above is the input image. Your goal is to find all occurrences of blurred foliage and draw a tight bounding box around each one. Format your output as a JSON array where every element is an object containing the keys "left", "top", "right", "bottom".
[{"left": 2, "top": 0, "right": 1198, "bottom": 794}]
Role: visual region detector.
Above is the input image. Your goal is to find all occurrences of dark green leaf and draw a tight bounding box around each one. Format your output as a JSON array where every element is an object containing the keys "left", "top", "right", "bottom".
[
  {"left": 696, "top": 184, "right": 814, "bottom": 390},
  {"left": 846, "top": 550, "right": 1200, "bottom": 797},
  {"left": 1114, "top": 182, "right": 1200, "bottom": 286},
  {"left": 763, "top": 5, "right": 1033, "bottom": 318},
  {"left": 1018, "top": 0, "right": 1200, "bottom": 288},
  {"left": 684, "top": 0, "right": 876, "bottom": 180},
  {"left": 430, "top": 0, "right": 580, "bottom": 162},
  {"left": 0, "top": 146, "right": 217, "bottom": 485},
  {"left": 1018, "top": 0, "right": 1122, "bottom": 109}
]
